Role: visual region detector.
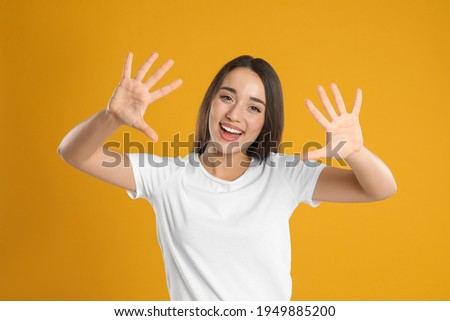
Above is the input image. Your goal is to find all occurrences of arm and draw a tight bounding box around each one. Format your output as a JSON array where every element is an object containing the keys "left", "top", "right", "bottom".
[
  {"left": 58, "top": 108, "right": 135, "bottom": 191},
  {"left": 302, "top": 84, "right": 397, "bottom": 203},
  {"left": 58, "top": 52, "right": 182, "bottom": 192},
  {"left": 312, "top": 147, "right": 397, "bottom": 202}
]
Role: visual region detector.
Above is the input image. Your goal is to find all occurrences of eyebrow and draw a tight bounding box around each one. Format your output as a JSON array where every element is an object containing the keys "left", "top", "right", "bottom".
[{"left": 220, "top": 86, "right": 266, "bottom": 107}]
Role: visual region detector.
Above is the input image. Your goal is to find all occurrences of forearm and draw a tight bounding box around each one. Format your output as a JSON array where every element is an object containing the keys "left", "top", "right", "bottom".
[
  {"left": 58, "top": 108, "right": 122, "bottom": 164},
  {"left": 344, "top": 146, "right": 397, "bottom": 199}
]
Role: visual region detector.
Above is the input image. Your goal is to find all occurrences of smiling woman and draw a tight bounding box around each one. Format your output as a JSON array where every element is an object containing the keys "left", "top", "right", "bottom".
[
  {"left": 57, "top": 51, "right": 397, "bottom": 300},
  {"left": 194, "top": 55, "right": 284, "bottom": 165},
  {"left": 210, "top": 69, "right": 267, "bottom": 150}
]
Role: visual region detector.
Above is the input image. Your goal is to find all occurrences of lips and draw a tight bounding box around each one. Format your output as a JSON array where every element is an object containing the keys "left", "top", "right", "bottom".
[
  {"left": 218, "top": 122, "right": 244, "bottom": 142},
  {"left": 219, "top": 122, "right": 244, "bottom": 135}
]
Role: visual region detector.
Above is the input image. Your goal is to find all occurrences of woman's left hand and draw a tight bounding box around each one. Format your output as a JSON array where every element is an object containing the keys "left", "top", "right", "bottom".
[{"left": 303, "top": 83, "right": 363, "bottom": 161}]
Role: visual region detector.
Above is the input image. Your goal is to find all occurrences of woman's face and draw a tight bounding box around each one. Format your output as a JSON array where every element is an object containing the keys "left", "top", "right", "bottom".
[{"left": 207, "top": 67, "right": 266, "bottom": 157}]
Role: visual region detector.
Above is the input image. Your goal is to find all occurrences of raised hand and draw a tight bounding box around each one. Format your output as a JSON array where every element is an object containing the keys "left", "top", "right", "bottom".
[
  {"left": 303, "top": 83, "right": 363, "bottom": 161},
  {"left": 106, "top": 52, "right": 183, "bottom": 142}
]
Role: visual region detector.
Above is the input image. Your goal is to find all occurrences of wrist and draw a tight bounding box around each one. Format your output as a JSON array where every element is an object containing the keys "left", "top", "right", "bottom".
[
  {"left": 102, "top": 107, "right": 122, "bottom": 128},
  {"left": 344, "top": 146, "right": 366, "bottom": 163}
]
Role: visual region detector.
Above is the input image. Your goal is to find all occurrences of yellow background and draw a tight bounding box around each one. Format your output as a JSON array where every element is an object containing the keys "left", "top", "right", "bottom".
[{"left": 1, "top": 0, "right": 449, "bottom": 300}]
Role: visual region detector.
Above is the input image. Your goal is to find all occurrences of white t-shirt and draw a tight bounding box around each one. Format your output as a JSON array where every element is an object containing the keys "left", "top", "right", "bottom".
[{"left": 126, "top": 152, "right": 326, "bottom": 300}]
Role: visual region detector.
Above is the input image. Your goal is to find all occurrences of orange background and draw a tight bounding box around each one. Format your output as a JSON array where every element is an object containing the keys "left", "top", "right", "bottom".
[{"left": 1, "top": 0, "right": 449, "bottom": 300}]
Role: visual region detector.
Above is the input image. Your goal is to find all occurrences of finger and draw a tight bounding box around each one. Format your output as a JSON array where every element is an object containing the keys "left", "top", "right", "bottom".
[
  {"left": 134, "top": 118, "right": 159, "bottom": 142},
  {"left": 301, "top": 147, "right": 326, "bottom": 161},
  {"left": 351, "top": 88, "right": 363, "bottom": 116},
  {"left": 304, "top": 98, "right": 329, "bottom": 129},
  {"left": 150, "top": 79, "right": 183, "bottom": 102},
  {"left": 123, "top": 52, "right": 133, "bottom": 79},
  {"left": 317, "top": 85, "right": 338, "bottom": 120},
  {"left": 330, "top": 83, "right": 347, "bottom": 115},
  {"left": 134, "top": 52, "right": 159, "bottom": 82},
  {"left": 143, "top": 59, "right": 175, "bottom": 90}
]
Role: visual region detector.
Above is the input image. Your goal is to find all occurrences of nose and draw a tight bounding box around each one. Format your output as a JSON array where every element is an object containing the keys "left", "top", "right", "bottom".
[{"left": 226, "top": 103, "right": 244, "bottom": 122}]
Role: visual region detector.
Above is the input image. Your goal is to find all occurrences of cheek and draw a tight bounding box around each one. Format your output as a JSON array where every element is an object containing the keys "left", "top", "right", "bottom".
[
  {"left": 208, "top": 103, "right": 221, "bottom": 136},
  {"left": 208, "top": 101, "right": 221, "bottom": 121},
  {"left": 251, "top": 115, "right": 265, "bottom": 135}
]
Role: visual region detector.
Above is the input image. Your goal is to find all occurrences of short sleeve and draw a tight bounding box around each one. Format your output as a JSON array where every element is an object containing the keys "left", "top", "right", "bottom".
[
  {"left": 274, "top": 153, "right": 326, "bottom": 208},
  {"left": 125, "top": 153, "right": 179, "bottom": 203}
]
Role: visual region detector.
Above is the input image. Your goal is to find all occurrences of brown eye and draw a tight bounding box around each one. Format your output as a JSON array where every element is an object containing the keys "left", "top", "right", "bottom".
[
  {"left": 220, "top": 95, "right": 233, "bottom": 102},
  {"left": 250, "top": 105, "right": 261, "bottom": 113}
]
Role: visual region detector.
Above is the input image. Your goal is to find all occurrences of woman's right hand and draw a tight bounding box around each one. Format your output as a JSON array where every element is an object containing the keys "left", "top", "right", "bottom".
[{"left": 106, "top": 52, "right": 182, "bottom": 142}]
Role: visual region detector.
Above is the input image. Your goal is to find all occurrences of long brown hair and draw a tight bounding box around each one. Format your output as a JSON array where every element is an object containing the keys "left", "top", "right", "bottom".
[{"left": 192, "top": 55, "right": 284, "bottom": 163}]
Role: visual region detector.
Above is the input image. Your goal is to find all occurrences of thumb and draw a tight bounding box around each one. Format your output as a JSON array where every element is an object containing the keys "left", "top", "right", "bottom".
[
  {"left": 134, "top": 119, "right": 158, "bottom": 142},
  {"left": 300, "top": 147, "right": 326, "bottom": 161}
]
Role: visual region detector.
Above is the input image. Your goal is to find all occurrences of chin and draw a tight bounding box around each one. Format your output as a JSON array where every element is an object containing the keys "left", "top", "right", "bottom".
[
  {"left": 209, "top": 139, "right": 258, "bottom": 159},
  {"left": 205, "top": 141, "right": 238, "bottom": 155}
]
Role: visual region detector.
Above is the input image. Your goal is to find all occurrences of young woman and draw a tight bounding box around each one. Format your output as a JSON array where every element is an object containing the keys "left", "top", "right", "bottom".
[{"left": 58, "top": 52, "right": 397, "bottom": 300}]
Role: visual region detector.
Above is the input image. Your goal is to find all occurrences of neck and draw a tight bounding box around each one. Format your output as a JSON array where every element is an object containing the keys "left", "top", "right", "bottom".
[{"left": 199, "top": 149, "right": 252, "bottom": 181}]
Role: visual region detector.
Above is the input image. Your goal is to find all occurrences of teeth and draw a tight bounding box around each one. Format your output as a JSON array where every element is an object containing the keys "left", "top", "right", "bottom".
[{"left": 221, "top": 124, "right": 242, "bottom": 135}]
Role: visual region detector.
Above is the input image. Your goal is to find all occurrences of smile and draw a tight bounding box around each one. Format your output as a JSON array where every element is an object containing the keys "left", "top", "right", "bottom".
[{"left": 220, "top": 123, "right": 243, "bottom": 135}]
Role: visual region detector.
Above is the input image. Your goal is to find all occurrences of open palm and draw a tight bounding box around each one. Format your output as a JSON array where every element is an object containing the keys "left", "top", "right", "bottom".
[
  {"left": 303, "top": 83, "right": 363, "bottom": 160},
  {"left": 107, "top": 52, "right": 182, "bottom": 142}
]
